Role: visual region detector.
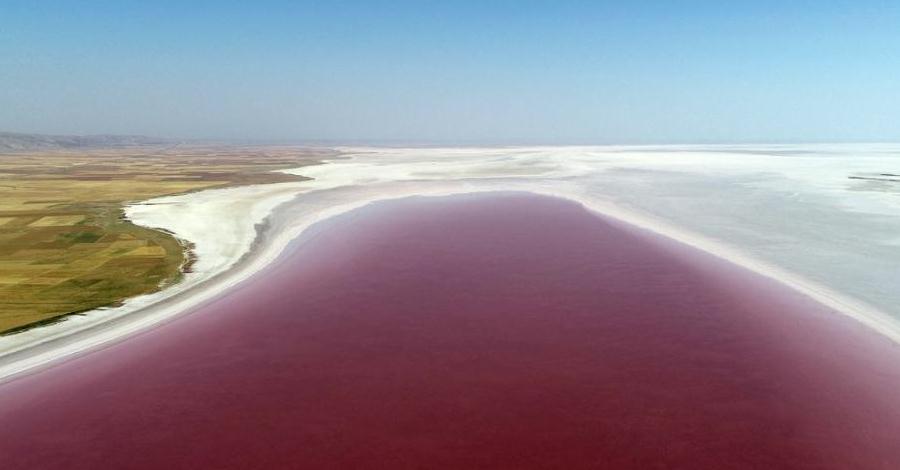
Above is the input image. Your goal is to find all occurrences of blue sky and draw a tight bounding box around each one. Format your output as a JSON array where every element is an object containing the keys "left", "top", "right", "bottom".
[{"left": 2, "top": 1, "right": 899, "bottom": 143}]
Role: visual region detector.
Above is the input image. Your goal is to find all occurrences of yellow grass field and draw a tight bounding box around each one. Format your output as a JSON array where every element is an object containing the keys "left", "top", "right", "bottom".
[{"left": 0, "top": 144, "right": 329, "bottom": 333}]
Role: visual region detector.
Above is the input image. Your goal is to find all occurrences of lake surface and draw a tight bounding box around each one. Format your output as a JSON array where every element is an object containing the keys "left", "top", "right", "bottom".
[{"left": 3, "top": 192, "right": 900, "bottom": 469}]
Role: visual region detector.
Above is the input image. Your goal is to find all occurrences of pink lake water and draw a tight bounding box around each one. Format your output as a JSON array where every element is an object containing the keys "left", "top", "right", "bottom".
[{"left": 3, "top": 192, "right": 900, "bottom": 469}]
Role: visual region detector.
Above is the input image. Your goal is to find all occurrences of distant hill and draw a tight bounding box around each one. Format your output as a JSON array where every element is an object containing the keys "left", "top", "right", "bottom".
[{"left": 0, "top": 132, "right": 170, "bottom": 152}]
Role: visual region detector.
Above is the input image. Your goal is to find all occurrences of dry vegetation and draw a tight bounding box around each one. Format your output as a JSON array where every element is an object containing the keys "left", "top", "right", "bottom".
[{"left": 0, "top": 144, "right": 331, "bottom": 333}]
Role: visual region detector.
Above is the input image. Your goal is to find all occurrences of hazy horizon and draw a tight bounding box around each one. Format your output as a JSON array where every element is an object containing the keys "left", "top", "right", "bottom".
[{"left": 4, "top": 1, "right": 900, "bottom": 143}]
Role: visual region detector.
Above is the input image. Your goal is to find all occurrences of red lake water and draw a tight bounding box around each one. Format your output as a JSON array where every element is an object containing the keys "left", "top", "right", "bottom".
[{"left": 3, "top": 192, "right": 900, "bottom": 469}]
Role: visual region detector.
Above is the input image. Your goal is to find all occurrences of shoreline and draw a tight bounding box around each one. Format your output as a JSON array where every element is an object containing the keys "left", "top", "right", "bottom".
[
  {"left": 6, "top": 191, "right": 900, "bottom": 468},
  {"left": 2, "top": 150, "right": 900, "bottom": 382},
  {"left": 0, "top": 178, "right": 320, "bottom": 379}
]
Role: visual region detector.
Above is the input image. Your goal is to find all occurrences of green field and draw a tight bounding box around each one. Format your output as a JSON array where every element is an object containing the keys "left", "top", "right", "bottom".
[{"left": 0, "top": 145, "right": 328, "bottom": 333}]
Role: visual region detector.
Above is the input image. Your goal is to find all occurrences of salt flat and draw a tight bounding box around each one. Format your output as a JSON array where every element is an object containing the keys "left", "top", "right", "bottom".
[
  {"left": 2, "top": 144, "right": 899, "bottom": 380},
  {"left": 291, "top": 144, "right": 900, "bottom": 320}
]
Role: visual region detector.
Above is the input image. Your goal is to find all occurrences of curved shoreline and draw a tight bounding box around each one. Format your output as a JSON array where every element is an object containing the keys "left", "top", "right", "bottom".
[
  {"left": 2, "top": 152, "right": 900, "bottom": 382},
  {"left": 7, "top": 192, "right": 900, "bottom": 468}
]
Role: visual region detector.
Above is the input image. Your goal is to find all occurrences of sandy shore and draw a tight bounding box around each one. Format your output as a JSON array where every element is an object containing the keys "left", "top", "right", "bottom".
[{"left": 2, "top": 145, "right": 900, "bottom": 382}]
